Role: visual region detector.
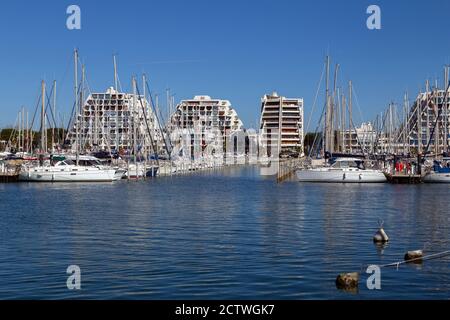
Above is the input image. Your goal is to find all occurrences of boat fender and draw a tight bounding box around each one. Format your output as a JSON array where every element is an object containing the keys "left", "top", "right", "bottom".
[
  {"left": 359, "top": 173, "right": 362, "bottom": 180},
  {"left": 343, "top": 173, "right": 346, "bottom": 180}
]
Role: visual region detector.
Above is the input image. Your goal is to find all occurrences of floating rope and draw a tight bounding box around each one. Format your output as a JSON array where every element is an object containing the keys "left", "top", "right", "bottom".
[
  {"left": 381, "top": 250, "right": 450, "bottom": 268},
  {"left": 359, "top": 250, "right": 450, "bottom": 272}
]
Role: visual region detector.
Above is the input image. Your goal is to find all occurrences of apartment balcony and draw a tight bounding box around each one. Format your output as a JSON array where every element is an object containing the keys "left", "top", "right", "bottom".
[
  {"left": 263, "top": 110, "right": 281, "bottom": 116},
  {"left": 262, "top": 115, "right": 280, "bottom": 119}
]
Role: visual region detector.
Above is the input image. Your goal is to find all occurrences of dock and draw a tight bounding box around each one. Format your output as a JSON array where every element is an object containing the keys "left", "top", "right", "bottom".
[
  {"left": 385, "top": 173, "right": 422, "bottom": 184},
  {"left": 0, "top": 162, "right": 21, "bottom": 183},
  {"left": 0, "top": 174, "right": 19, "bottom": 183},
  {"left": 277, "top": 158, "right": 301, "bottom": 183}
]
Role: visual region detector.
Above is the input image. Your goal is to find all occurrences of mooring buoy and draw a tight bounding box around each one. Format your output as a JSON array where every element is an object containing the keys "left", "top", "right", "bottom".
[
  {"left": 373, "top": 228, "right": 389, "bottom": 243},
  {"left": 336, "top": 272, "right": 359, "bottom": 290},
  {"left": 404, "top": 250, "right": 424, "bottom": 262}
]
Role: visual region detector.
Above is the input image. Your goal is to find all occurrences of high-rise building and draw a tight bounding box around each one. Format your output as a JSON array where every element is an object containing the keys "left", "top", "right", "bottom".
[
  {"left": 259, "top": 92, "right": 304, "bottom": 156},
  {"left": 68, "top": 87, "right": 160, "bottom": 153},
  {"left": 406, "top": 89, "right": 450, "bottom": 155},
  {"left": 171, "top": 95, "right": 243, "bottom": 133},
  {"left": 169, "top": 95, "right": 244, "bottom": 160}
]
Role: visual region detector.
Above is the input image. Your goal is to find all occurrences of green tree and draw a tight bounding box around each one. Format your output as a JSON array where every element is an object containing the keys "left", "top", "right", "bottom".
[{"left": 304, "top": 132, "right": 322, "bottom": 156}]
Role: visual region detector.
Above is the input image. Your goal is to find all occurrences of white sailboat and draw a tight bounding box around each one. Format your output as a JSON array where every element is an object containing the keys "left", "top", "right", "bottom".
[
  {"left": 296, "top": 158, "right": 387, "bottom": 183},
  {"left": 20, "top": 51, "right": 125, "bottom": 183},
  {"left": 19, "top": 157, "right": 125, "bottom": 182},
  {"left": 423, "top": 159, "right": 450, "bottom": 183}
]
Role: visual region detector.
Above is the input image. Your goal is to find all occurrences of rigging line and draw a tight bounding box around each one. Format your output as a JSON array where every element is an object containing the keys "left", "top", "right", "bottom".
[
  {"left": 84, "top": 75, "right": 113, "bottom": 154},
  {"left": 425, "top": 81, "right": 450, "bottom": 154},
  {"left": 308, "top": 102, "right": 327, "bottom": 158},
  {"left": 344, "top": 94, "right": 367, "bottom": 157},
  {"left": 135, "top": 84, "right": 159, "bottom": 166},
  {"left": 373, "top": 107, "right": 389, "bottom": 153},
  {"left": 305, "top": 62, "right": 326, "bottom": 135},
  {"left": 397, "top": 95, "right": 421, "bottom": 141},
  {"left": 29, "top": 94, "right": 42, "bottom": 135},
  {"left": 28, "top": 84, "right": 43, "bottom": 131},
  {"left": 393, "top": 104, "right": 409, "bottom": 144},
  {"left": 26, "top": 92, "right": 42, "bottom": 151},
  {"left": 7, "top": 113, "right": 20, "bottom": 145},
  {"left": 64, "top": 82, "right": 83, "bottom": 141},
  {"left": 44, "top": 84, "right": 58, "bottom": 129},
  {"left": 52, "top": 52, "right": 72, "bottom": 115},
  {"left": 350, "top": 85, "right": 365, "bottom": 126},
  {"left": 145, "top": 79, "right": 172, "bottom": 158}
]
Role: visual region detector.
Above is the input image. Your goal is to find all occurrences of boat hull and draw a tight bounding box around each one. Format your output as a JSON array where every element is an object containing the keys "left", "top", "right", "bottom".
[
  {"left": 126, "top": 165, "right": 159, "bottom": 179},
  {"left": 296, "top": 169, "right": 387, "bottom": 183},
  {"left": 423, "top": 172, "right": 450, "bottom": 183},
  {"left": 19, "top": 168, "right": 124, "bottom": 182}
]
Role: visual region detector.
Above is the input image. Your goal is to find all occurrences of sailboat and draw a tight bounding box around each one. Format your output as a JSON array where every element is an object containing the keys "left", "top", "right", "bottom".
[
  {"left": 19, "top": 155, "right": 125, "bottom": 182},
  {"left": 20, "top": 51, "right": 125, "bottom": 183},
  {"left": 296, "top": 56, "right": 387, "bottom": 183},
  {"left": 297, "top": 157, "right": 386, "bottom": 182},
  {"left": 124, "top": 76, "right": 160, "bottom": 179},
  {"left": 423, "top": 158, "right": 450, "bottom": 183}
]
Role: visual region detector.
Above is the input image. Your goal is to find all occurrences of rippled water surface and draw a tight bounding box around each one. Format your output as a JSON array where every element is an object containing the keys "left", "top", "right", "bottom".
[{"left": 0, "top": 166, "right": 449, "bottom": 299}]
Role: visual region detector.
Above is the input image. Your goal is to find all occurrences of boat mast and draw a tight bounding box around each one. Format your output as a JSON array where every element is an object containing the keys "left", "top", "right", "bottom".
[
  {"left": 323, "top": 56, "right": 330, "bottom": 158},
  {"left": 332, "top": 64, "right": 339, "bottom": 154},
  {"left": 133, "top": 77, "right": 138, "bottom": 178},
  {"left": 278, "top": 95, "right": 283, "bottom": 158},
  {"left": 113, "top": 55, "right": 120, "bottom": 151},
  {"left": 166, "top": 88, "right": 170, "bottom": 126},
  {"left": 81, "top": 64, "right": 86, "bottom": 152},
  {"left": 143, "top": 73, "right": 148, "bottom": 157},
  {"left": 406, "top": 92, "right": 411, "bottom": 155},
  {"left": 18, "top": 109, "right": 22, "bottom": 152},
  {"left": 26, "top": 110, "right": 29, "bottom": 154},
  {"left": 19, "top": 108, "right": 22, "bottom": 152},
  {"left": 41, "top": 80, "right": 46, "bottom": 154},
  {"left": 52, "top": 80, "right": 57, "bottom": 153},
  {"left": 341, "top": 93, "right": 346, "bottom": 153},
  {"left": 417, "top": 93, "right": 422, "bottom": 154},
  {"left": 348, "top": 80, "right": 353, "bottom": 154},
  {"left": 113, "top": 54, "right": 118, "bottom": 92},
  {"left": 74, "top": 49, "right": 79, "bottom": 165},
  {"left": 444, "top": 65, "right": 449, "bottom": 152},
  {"left": 425, "top": 80, "right": 430, "bottom": 154},
  {"left": 434, "top": 79, "right": 439, "bottom": 155},
  {"left": 23, "top": 107, "right": 26, "bottom": 152},
  {"left": 403, "top": 92, "right": 407, "bottom": 154},
  {"left": 389, "top": 103, "right": 393, "bottom": 154}
]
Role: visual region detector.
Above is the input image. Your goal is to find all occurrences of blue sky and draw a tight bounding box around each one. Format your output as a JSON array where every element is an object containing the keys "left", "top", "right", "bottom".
[{"left": 1, "top": 0, "right": 450, "bottom": 130}]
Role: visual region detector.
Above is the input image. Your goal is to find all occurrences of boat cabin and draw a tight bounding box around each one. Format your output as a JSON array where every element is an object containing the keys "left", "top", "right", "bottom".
[{"left": 330, "top": 158, "right": 366, "bottom": 170}]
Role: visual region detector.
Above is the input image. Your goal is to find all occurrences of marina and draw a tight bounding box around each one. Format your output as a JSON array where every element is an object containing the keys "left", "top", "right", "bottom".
[
  {"left": 2, "top": 51, "right": 450, "bottom": 186},
  {"left": 1, "top": 1, "right": 450, "bottom": 303}
]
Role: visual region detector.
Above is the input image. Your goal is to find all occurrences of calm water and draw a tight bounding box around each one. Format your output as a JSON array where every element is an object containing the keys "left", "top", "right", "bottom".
[{"left": 0, "top": 166, "right": 449, "bottom": 300}]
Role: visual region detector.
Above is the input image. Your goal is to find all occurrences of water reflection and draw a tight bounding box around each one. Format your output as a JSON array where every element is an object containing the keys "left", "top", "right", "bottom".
[{"left": 0, "top": 167, "right": 449, "bottom": 299}]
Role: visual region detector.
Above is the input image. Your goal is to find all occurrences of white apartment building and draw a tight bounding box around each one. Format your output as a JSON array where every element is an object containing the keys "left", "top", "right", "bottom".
[{"left": 259, "top": 92, "right": 304, "bottom": 156}]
